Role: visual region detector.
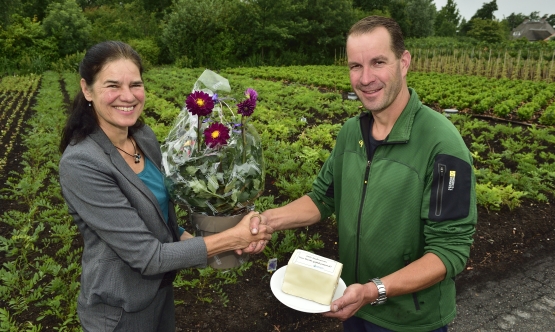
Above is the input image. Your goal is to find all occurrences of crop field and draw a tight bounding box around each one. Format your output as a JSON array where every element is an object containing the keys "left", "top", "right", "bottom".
[{"left": 1, "top": 66, "right": 555, "bottom": 331}]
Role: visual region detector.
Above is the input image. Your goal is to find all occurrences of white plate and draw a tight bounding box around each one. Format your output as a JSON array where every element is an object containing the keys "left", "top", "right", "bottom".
[{"left": 270, "top": 265, "right": 346, "bottom": 313}]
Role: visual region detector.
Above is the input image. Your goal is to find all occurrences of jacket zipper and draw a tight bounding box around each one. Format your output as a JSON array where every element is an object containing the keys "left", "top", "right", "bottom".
[
  {"left": 355, "top": 113, "right": 407, "bottom": 283},
  {"left": 435, "top": 164, "right": 446, "bottom": 217},
  {"left": 354, "top": 160, "right": 372, "bottom": 283}
]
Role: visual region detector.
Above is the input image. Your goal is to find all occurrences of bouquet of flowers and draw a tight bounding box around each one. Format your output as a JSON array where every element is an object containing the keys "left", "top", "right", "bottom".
[{"left": 161, "top": 70, "right": 265, "bottom": 216}]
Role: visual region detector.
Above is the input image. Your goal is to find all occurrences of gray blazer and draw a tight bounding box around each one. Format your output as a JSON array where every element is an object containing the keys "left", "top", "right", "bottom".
[{"left": 59, "top": 125, "right": 207, "bottom": 312}]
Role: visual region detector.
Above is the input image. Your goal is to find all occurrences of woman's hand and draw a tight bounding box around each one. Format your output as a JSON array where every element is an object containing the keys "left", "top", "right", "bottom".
[
  {"left": 180, "top": 231, "right": 194, "bottom": 241},
  {"left": 235, "top": 212, "right": 272, "bottom": 255},
  {"left": 204, "top": 211, "right": 273, "bottom": 258},
  {"left": 234, "top": 211, "right": 273, "bottom": 249}
]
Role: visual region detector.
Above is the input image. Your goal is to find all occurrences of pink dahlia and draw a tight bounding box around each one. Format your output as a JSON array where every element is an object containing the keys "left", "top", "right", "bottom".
[{"left": 245, "top": 88, "right": 258, "bottom": 103}]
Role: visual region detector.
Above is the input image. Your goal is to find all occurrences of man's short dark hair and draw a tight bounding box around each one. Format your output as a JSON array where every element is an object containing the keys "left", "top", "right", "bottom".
[{"left": 348, "top": 16, "right": 406, "bottom": 59}]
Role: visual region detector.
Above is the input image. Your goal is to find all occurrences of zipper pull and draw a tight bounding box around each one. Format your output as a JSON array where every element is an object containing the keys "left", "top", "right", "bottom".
[{"left": 364, "top": 161, "right": 371, "bottom": 185}]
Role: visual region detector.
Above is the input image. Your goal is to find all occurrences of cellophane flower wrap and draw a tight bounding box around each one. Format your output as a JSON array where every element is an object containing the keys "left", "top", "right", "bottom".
[{"left": 161, "top": 69, "right": 265, "bottom": 216}]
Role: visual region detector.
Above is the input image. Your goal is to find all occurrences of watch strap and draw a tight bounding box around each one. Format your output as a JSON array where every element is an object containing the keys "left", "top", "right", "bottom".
[{"left": 370, "top": 278, "right": 387, "bottom": 306}]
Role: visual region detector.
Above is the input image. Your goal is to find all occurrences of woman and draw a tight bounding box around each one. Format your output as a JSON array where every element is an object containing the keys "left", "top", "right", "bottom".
[{"left": 58, "top": 41, "right": 270, "bottom": 331}]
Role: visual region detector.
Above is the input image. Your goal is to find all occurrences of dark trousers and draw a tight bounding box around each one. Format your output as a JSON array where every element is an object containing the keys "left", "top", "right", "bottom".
[{"left": 343, "top": 316, "right": 448, "bottom": 332}]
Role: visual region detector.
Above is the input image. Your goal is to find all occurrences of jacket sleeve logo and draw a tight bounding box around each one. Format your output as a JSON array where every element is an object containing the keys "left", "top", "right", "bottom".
[{"left": 448, "top": 171, "right": 456, "bottom": 191}]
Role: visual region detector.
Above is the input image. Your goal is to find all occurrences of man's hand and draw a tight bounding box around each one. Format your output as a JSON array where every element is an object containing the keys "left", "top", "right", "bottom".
[
  {"left": 235, "top": 212, "right": 272, "bottom": 255},
  {"left": 322, "top": 283, "right": 373, "bottom": 321}
]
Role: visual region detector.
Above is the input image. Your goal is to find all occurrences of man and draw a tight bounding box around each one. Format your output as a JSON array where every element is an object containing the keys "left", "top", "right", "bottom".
[{"left": 251, "top": 16, "right": 477, "bottom": 331}]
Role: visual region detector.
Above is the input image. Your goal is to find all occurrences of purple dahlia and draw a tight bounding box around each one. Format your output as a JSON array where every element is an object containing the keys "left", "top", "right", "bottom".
[
  {"left": 204, "top": 122, "right": 230, "bottom": 148},
  {"left": 237, "top": 98, "right": 256, "bottom": 117},
  {"left": 185, "top": 91, "right": 214, "bottom": 116}
]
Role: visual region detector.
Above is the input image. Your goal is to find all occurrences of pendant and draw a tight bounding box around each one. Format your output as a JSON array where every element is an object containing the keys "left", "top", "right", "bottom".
[{"left": 134, "top": 154, "right": 141, "bottom": 163}]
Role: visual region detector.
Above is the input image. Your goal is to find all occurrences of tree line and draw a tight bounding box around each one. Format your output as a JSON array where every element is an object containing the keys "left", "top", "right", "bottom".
[{"left": 0, "top": 0, "right": 554, "bottom": 75}]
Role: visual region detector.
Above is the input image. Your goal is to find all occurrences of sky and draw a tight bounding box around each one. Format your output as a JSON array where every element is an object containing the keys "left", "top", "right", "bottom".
[{"left": 433, "top": 0, "right": 555, "bottom": 21}]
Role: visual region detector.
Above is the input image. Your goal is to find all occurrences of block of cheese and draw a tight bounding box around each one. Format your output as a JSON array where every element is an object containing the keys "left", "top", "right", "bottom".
[{"left": 281, "top": 249, "right": 343, "bottom": 305}]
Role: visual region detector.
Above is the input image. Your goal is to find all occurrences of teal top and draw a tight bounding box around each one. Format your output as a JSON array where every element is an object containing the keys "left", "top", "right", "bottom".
[{"left": 138, "top": 157, "right": 185, "bottom": 237}]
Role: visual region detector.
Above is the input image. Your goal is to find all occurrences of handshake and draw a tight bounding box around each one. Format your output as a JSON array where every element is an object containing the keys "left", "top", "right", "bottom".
[
  {"left": 199, "top": 195, "right": 319, "bottom": 259},
  {"left": 233, "top": 211, "right": 273, "bottom": 256},
  {"left": 230, "top": 195, "right": 320, "bottom": 255}
]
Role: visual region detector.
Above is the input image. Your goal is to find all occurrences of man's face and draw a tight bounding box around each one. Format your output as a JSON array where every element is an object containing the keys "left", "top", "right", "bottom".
[{"left": 347, "top": 27, "right": 409, "bottom": 114}]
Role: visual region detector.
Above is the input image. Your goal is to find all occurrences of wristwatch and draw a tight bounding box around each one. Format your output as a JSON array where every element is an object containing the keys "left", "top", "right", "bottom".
[{"left": 370, "top": 278, "right": 387, "bottom": 305}]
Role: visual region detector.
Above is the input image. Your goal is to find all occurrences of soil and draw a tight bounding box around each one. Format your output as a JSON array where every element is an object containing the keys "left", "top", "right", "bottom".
[
  {"left": 171, "top": 198, "right": 555, "bottom": 332},
  {"left": 1, "top": 99, "right": 554, "bottom": 332}
]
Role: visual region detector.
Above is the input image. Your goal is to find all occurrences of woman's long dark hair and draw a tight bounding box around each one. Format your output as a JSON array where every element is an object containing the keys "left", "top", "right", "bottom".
[{"left": 59, "top": 41, "right": 145, "bottom": 153}]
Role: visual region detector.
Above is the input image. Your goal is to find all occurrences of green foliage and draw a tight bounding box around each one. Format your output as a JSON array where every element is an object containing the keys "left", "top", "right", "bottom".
[
  {"left": 388, "top": 0, "right": 411, "bottom": 37},
  {"left": 539, "top": 104, "right": 555, "bottom": 125},
  {"left": 84, "top": 1, "right": 160, "bottom": 44},
  {"left": 459, "top": 0, "right": 498, "bottom": 36},
  {"left": 504, "top": 12, "right": 527, "bottom": 31},
  {"left": 0, "top": 57, "right": 16, "bottom": 75},
  {"left": 138, "top": 0, "right": 172, "bottom": 13},
  {"left": 407, "top": 72, "right": 555, "bottom": 117},
  {"left": 263, "top": 229, "right": 325, "bottom": 263},
  {"left": 0, "top": 0, "right": 20, "bottom": 28},
  {"left": 434, "top": 0, "right": 460, "bottom": 37},
  {"left": 516, "top": 102, "right": 539, "bottom": 121},
  {"left": 2, "top": 66, "right": 555, "bottom": 328},
  {"left": 467, "top": 18, "right": 507, "bottom": 43},
  {"left": 492, "top": 102, "right": 512, "bottom": 118},
  {"left": 173, "top": 263, "right": 253, "bottom": 306},
  {"left": 476, "top": 182, "right": 527, "bottom": 211},
  {"left": 0, "top": 14, "right": 57, "bottom": 74},
  {"left": 42, "top": 0, "right": 92, "bottom": 57},
  {"left": 50, "top": 51, "right": 85, "bottom": 73},
  {"left": 276, "top": 0, "right": 356, "bottom": 64},
  {"left": 161, "top": 0, "right": 355, "bottom": 67},
  {"left": 61, "top": 71, "right": 81, "bottom": 99},
  {"left": 253, "top": 195, "right": 281, "bottom": 212},
  {"left": 458, "top": 115, "right": 555, "bottom": 209},
  {"left": 472, "top": 0, "right": 498, "bottom": 20},
  {"left": 405, "top": 0, "right": 436, "bottom": 38},
  {"left": 353, "top": 0, "right": 390, "bottom": 12},
  {"left": 1, "top": 0, "right": 553, "bottom": 71},
  {"left": 0, "top": 71, "right": 80, "bottom": 329},
  {"left": 127, "top": 38, "right": 160, "bottom": 67},
  {"left": 15, "top": 54, "right": 51, "bottom": 75},
  {"left": 160, "top": 0, "right": 239, "bottom": 67},
  {"left": 547, "top": 14, "right": 555, "bottom": 28},
  {"left": 20, "top": 0, "right": 50, "bottom": 21}
]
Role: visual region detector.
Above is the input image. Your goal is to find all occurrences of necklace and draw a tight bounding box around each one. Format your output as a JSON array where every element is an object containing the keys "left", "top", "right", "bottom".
[{"left": 115, "top": 137, "right": 141, "bottom": 164}]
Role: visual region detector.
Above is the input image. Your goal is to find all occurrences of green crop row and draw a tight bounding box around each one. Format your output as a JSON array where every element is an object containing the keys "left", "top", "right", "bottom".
[
  {"left": 225, "top": 66, "right": 555, "bottom": 125},
  {"left": 1, "top": 66, "right": 554, "bottom": 329}
]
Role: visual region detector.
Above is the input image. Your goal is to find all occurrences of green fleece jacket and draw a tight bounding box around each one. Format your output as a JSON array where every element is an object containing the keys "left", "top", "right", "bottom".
[{"left": 307, "top": 88, "right": 477, "bottom": 331}]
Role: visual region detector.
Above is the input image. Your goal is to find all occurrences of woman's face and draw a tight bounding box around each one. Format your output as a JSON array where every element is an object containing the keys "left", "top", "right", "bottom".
[{"left": 81, "top": 58, "right": 145, "bottom": 138}]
